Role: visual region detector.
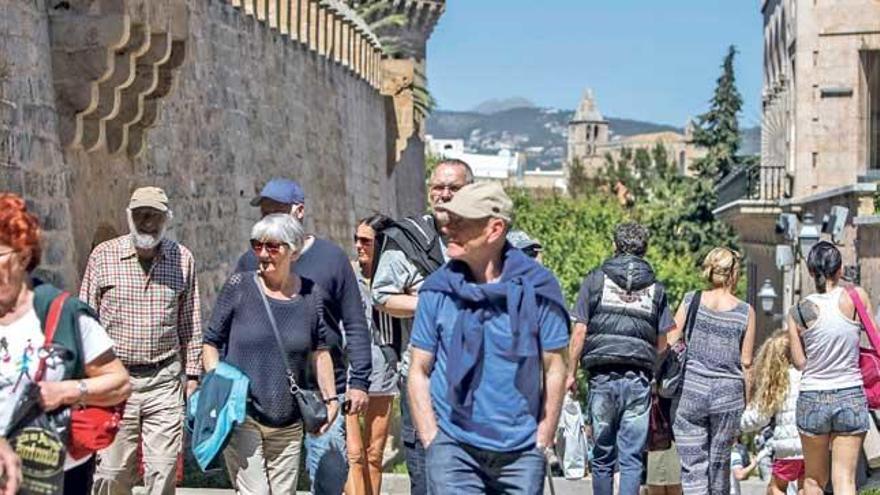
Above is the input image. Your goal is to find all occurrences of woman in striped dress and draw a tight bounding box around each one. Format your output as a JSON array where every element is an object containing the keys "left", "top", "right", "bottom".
[{"left": 669, "top": 247, "right": 757, "bottom": 495}]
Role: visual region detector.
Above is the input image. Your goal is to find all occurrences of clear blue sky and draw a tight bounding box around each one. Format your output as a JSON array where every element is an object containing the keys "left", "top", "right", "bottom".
[{"left": 427, "top": 1, "right": 763, "bottom": 128}]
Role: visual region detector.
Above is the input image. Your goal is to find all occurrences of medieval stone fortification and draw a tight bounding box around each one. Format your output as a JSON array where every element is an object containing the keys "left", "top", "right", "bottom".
[{"left": 1, "top": 0, "right": 443, "bottom": 304}]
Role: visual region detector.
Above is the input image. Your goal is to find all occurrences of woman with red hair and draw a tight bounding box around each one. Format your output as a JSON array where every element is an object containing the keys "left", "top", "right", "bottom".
[{"left": 0, "top": 193, "right": 130, "bottom": 494}]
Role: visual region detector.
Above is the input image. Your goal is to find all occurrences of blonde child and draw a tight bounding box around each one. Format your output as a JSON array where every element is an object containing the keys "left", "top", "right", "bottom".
[{"left": 740, "top": 330, "right": 804, "bottom": 495}]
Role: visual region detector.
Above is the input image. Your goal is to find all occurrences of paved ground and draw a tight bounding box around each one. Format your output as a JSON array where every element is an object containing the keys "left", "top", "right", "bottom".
[{"left": 148, "top": 474, "right": 781, "bottom": 494}]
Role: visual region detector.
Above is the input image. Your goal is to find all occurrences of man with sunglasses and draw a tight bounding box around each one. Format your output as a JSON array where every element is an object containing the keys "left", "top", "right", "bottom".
[
  {"left": 234, "top": 178, "right": 370, "bottom": 495},
  {"left": 507, "top": 230, "right": 543, "bottom": 263},
  {"left": 370, "top": 159, "right": 473, "bottom": 495},
  {"left": 81, "top": 187, "right": 202, "bottom": 495}
]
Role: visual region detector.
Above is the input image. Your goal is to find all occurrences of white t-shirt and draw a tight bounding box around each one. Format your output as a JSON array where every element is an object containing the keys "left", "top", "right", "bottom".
[{"left": 0, "top": 308, "right": 115, "bottom": 468}]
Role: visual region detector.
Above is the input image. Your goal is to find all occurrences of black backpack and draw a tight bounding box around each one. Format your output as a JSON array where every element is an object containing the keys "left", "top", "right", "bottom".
[{"left": 371, "top": 215, "right": 444, "bottom": 279}]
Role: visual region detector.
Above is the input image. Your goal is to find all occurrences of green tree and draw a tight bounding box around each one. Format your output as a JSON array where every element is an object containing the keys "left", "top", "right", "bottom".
[
  {"left": 508, "top": 189, "right": 707, "bottom": 307},
  {"left": 651, "top": 143, "right": 673, "bottom": 181},
  {"left": 691, "top": 45, "right": 743, "bottom": 182},
  {"left": 568, "top": 158, "right": 591, "bottom": 198}
]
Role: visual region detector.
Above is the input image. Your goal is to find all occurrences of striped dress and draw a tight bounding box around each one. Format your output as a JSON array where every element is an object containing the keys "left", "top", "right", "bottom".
[{"left": 673, "top": 291, "right": 750, "bottom": 495}]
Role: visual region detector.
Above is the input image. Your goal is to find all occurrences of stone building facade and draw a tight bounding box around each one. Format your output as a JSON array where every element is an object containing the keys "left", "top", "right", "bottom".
[
  {"left": 0, "top": 0, "right": 443, "bottom": 306},
  {"left": 715, "top": 0, "right": 880, "bottom": 340},
  {"left": 565, "top": 89, "right": 704, "bottom": 179}
]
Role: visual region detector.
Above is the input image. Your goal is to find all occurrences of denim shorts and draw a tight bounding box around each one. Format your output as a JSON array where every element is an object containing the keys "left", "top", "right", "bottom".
[{"left": 796, "top": 386, "right": 870, "bottom": 436}]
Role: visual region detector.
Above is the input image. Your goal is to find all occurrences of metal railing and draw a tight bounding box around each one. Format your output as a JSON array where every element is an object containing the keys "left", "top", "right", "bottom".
[{"left": 716, "top": 164, "right": 790, "bottom": 207}]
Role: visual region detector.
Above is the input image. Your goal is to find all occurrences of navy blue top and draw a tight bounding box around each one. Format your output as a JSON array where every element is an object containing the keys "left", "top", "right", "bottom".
[
  {"left": 235, "top": 237, "right": 371, "bottom": 393},
  {"left": 204, "top": 272, "right": 328, "bottom": 427}
]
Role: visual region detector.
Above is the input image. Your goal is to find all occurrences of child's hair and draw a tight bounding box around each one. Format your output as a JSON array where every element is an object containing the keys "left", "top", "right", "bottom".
[{"left": 750, "top": 329, "right": 792, "bottom": 417}]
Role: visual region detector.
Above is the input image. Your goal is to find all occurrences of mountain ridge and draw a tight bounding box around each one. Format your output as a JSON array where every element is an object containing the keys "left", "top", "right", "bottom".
[{"left": 426, "top": 106, "right": 760, "bottom": 171}]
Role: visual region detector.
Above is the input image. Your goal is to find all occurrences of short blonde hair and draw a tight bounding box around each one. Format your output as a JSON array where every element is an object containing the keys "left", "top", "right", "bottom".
[{"left": 702, "top": 247, "right": 741, "bottom": 288}]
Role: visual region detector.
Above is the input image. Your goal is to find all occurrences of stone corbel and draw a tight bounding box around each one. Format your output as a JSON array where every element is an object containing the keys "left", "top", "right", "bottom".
[
  {"left": 381, "top": 58, "right": 415, "bottom": 164},
  {"left": 49, "top": 0, "right": 189, "bottom": 157},
  {"left": 49, "top": 10, "right": 131, "bottom": 149}
]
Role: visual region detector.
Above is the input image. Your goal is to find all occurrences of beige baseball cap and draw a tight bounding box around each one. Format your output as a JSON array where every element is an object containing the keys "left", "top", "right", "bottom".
[
  {"left": 435, "top": 181, "right": 513, "bottom": 222},
  {"left": 128, "top": 186, "right": 169, "bottom": 212}
]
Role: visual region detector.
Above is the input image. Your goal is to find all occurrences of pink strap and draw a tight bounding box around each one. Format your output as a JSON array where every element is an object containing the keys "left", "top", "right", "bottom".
[{"left": 845, "top": 286, "right": 880, "bottom": 353}]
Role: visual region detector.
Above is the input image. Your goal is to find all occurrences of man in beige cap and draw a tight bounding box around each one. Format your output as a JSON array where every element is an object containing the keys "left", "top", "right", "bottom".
[
  {"left": 407, "top": 182, "right": 569, "bottom": 494},
  {"left": 81, "top": 187, "right": 201, "bottom": 495}
]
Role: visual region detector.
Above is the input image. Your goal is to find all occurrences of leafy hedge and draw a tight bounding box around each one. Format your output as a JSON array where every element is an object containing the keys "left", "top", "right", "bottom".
[{"left": 509, "top": 188, "right": 711, "bottom": 310}]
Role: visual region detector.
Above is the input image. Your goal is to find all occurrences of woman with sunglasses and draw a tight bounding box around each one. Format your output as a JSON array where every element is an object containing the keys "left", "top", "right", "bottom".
[
  {"left": 0, "top": 193, "right": 130, "bottom": 494},
  {"left": 203, "top": 213, "right": 338, "bottom": 493},
  {"left": 345, "top": 214, "right": 397, "bottom": 495},
  {"left": 669, "top": 247, "right": 756, "bottom": 495}
]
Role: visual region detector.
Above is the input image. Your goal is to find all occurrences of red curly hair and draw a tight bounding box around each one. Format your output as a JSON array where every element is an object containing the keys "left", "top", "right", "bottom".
[{"left": 0, "top": 193, "right": 42, "bottom": 272}]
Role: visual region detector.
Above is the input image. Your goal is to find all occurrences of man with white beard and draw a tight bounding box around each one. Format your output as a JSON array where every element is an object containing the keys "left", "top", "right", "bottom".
[{"left": 80, "top": 187, "right": 202, "bottom": 495}]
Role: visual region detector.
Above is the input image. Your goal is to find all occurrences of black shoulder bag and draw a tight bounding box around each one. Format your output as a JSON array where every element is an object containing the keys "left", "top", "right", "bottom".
[
  {"left": 255, "top": 274, "right": 329, "bottom": 434},
  {"left": 657, "top": 291, "right": 702, "bottom": 399}
]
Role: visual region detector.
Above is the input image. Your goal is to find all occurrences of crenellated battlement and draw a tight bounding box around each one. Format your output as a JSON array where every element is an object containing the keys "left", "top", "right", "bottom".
[{"left": 228, "top": 0, "right": 384, "bottom": 88}]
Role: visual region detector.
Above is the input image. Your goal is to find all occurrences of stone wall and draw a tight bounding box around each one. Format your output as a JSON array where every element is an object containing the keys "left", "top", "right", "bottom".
[
  {"left": 1, "top": 0, "right": 431, "bottom": 308},
  {"left": 1, "top": 0, "right": 78, "bottom": 288}
]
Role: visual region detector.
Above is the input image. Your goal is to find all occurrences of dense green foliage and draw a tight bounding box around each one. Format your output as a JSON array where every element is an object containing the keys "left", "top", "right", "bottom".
[{"left": 509, "top": 189, "right": 705, "bottom": 308}]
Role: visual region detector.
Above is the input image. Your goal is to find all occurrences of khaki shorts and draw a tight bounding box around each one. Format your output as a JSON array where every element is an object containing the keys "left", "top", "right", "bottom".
[{"left": 646, "top": 443, "right": 682, "bottom": 486}]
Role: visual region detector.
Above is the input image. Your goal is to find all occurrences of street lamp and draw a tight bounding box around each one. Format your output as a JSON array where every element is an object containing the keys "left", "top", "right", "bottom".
[
  {"left": 798, "top": 212, "right": 821, "bottom": 260},
  {"left": 757, "top": 279, "right": 778, "bottom": 315}
]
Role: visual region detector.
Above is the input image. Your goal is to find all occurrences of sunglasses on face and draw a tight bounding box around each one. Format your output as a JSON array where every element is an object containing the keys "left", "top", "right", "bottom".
[{"left": 250, "top": 240, "right": 284, "bottom": 255}]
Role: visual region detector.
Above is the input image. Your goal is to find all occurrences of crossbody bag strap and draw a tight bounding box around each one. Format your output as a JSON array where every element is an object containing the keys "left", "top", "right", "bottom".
[
  {"left": 35, "top": 292, "right": 70, "bottom": 382},
  {"left": 845, "top": 286, "right": 880, "bottom": 353},
  {"left": 254, "top": 273, "right": 302, "bottom": 394},
  {"left": 684, "top": 291, "right": 702, "bottom": 345}
]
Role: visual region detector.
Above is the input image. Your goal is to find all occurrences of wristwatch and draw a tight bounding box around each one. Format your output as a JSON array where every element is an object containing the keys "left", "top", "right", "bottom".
[{"left": 76, "top": 380, "right": 88, "bottom": 409}]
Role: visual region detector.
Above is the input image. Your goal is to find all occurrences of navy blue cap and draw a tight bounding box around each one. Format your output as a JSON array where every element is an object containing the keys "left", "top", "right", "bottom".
[{"left": 250, "top": 178, "right": 305, "bottom": 206}]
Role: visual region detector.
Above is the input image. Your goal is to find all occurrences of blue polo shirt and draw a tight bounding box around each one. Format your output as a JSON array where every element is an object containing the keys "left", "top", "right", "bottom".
[{"left": 410, "top": 290, "right": 569, "bottom": 452}]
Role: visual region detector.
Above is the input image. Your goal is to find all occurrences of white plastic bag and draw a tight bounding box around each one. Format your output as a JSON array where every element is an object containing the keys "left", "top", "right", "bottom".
[{"left": 558, "top": 393, "right": 587, "bottom": 480}]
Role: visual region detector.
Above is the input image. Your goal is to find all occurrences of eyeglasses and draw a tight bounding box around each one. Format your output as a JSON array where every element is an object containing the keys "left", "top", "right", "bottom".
[{"left": 250, "top": 240, "right": 284, "bottom": 255}]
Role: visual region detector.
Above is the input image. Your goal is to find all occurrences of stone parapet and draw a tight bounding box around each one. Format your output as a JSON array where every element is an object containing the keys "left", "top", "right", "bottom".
[{"left": 229, "top": 0, "right": 384, "bottom": 88}]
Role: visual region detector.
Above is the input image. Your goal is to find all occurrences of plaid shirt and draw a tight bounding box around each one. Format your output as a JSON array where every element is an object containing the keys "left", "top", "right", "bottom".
[{"left": 79, "top": 235, "right": 202, "bottom": 376}]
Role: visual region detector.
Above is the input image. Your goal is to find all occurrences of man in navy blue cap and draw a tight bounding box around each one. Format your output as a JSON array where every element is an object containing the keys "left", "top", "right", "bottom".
[
  {"left": 235, "top": 178, "right": 371, "bottom": 494},
  {"left": 247, "top": 178, "right": 307, "bottom": 219}
]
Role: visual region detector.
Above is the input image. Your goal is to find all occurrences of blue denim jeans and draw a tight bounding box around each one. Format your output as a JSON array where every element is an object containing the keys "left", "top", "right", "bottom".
[
  {"left": 587, "top": 370, "right": 651, "bottom": 495},
  {"left": 796, "top": 386, "right": 871, "bottom": 436},
  {"left": 305, "top": 394, "right": 348, "bottom": 494},
  {"left": 425, "top": 428, "right": 545, "bottom": 495},
  {"left": 399, "top": 376, "right": 427, "bottom": 495}
]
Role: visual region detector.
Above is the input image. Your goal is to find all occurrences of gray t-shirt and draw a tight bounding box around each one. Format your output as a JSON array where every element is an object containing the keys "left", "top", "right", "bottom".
[
  {"left": 370, "top": 223, "right": 447, "bottom": 377},
  {"left": 370, "top": 249, "right": 423, "bottom": 377}
]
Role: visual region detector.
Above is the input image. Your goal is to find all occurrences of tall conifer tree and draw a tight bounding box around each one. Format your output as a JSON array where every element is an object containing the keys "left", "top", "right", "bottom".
[{"left": 691, "top": 45, "right": 743, "bottom": 182}]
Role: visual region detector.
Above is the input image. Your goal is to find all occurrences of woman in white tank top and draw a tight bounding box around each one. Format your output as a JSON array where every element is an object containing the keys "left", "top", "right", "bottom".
[{"left": 788, "top": 241, "right": 875, "bottom": 495}]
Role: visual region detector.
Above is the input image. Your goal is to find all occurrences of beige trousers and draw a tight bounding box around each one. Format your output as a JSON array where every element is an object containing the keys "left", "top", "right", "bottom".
[
  {"left": 92, "top": 360, "right": 184, "bottom": 495},
  {"left": 223, "top": 416, "right": 304, "bottom": 494}
]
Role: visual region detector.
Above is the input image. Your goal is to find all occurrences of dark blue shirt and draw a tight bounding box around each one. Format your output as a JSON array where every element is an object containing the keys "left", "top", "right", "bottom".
[
  {"left": 204, "top": 272, "right": 327, "bottom": 427},
  {"left": 235, "top": 237, "right": 371, "bottom": 393}
]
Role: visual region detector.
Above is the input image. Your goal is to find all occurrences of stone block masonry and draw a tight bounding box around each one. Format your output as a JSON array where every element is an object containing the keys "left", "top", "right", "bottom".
[{"left": 1, "top": 0, "right": 440, "bottom": 313}]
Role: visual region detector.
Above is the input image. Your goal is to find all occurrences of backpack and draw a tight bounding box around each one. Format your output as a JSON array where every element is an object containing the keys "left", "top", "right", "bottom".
[{"left": 371, "top": 215, "right": 444, "bottom": 279}]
